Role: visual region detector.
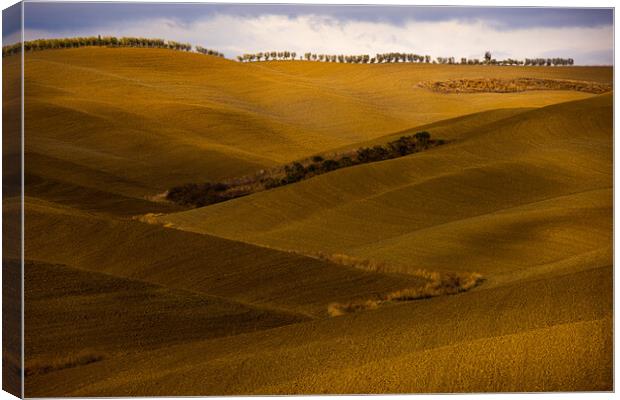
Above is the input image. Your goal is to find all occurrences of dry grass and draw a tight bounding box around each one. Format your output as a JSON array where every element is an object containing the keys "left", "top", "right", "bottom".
[
  {"left": 419, "top": 77, "right": 612, "bottom": 94},
  {"left": 385, "top": 271, "right": 484, "bottom": 301},
  {"left": 132, "top": 213, "right": 175, "bottom": 228},
  {"left": 312, "top": 253, "right": 479, "bottom": 287},
  {"left": 325, "top": 255, "right": 484, "bottom": 316},
  {"left": 25, "top": 351, "right": 105, "bottom": 377},
  {"left": 327, "top": 299, "right": 381, "bottom": 317}
]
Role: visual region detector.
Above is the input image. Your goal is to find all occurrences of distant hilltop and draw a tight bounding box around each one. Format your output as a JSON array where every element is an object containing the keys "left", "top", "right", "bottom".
[{"left": 3, "top": 36, "right": 576, "bottom": 66}]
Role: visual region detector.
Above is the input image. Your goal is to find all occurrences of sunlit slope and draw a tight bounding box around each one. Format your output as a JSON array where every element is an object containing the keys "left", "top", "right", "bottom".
[
  {"left": 27, "top": 262, "right": 611, "bottom": 396},
  {"left": 328, "top": 106, "right": 534, "bottom": 153},
  {"left": 22, "top": 198, "right": 424, "bottom": 317},
  {"left": 358, "top": 188, "right": 611, "bottom": 281},
  {"left": 23, "top": 48, "right": 608, "bottom": 197},
  {"left": 258, "top": 61, "right": 609, "bottom": 137},
  {"left": 159, "top": 94, "right": 612, "bottom": 276}
]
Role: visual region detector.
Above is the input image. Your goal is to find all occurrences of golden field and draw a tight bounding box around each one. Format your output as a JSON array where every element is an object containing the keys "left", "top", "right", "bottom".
[{"left": 3, "top": 46, "right": 612, "bottom": 395}]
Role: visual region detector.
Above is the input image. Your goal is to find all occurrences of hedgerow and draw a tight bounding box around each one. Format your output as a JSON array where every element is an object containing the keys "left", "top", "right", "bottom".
[{"left": 166, "top": 131, "right": 445, "bottom": 208}]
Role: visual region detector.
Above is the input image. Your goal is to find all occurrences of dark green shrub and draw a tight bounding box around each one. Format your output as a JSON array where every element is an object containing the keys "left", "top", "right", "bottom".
[
  {"left": 166, "top": 182, "right": 230, "bottom": 207},
  {"left": 415, "top": 131, "right": 431, "bottom": 145},
  {"left": 320, "top": 159, "right": 340, "bottom": 172},
  {"left": 388, "top": 136, "right": 417, "bottom": 156},
  {"left": 283, "top": 162, "right": 307, "bottom": 183},
  {"left": 357, "top": 146, "right": 391, "bottom": 163}
]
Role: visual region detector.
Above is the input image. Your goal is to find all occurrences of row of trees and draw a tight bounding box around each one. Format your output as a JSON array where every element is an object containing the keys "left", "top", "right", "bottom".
[
  {"left": 449, "top": 57, "right": 523, "bottom": 65},
  {"left": 237, "top": 51, "right": 297, "bottom": 62},
  {"left": 436, "top": 52, "right": 573, "bottom": 66},
  {"left": 2, "top": 36, "right": 223, "bottom": 58},
  {"left": 3, "top": 40, "right": 576, "bottom": 67},
  {"left": 453, "top": 57, "right": 574, "bottom": 66},
  {"left": 195, "top": 46, "right": 225, "bottom": 58},
  {"left": 236, "top": 50, "right": 576, "bottom": 66},
  {"left": 237, "top": 51, "right": 433, "bottom": 64},
  {"left": 524, "top": 57, "right": 574, "bottom": 66},
  {"left": 376, "top": 53, "right": 432, "bottom": 63}
]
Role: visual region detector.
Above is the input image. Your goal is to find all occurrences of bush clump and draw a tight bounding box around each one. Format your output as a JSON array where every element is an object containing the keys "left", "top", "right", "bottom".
[
  {"left": 166, "top": 131, "right": 445, "bottom": 207},
  {"left": 321, "top": 253, "right": 484, "bottom": 317},
  {"left": 166, "top": 182, "right": 233, "bottom": 207},
  {"left": 385, "top": 272, "right": 484, "bottom": 301}
]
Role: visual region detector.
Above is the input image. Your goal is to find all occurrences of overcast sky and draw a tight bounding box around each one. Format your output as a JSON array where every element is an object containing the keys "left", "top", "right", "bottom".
[{"left": 3, "top": 3, "right": 614, "bottom": 64}]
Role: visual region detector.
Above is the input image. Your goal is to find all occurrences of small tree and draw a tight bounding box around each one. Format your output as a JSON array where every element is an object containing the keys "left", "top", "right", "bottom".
[
  {"left": 484, "top": 51, "right": 492, "bottom": 63},
  {"left": 415, "top": 131, "right": 431, "bottom": 146}
]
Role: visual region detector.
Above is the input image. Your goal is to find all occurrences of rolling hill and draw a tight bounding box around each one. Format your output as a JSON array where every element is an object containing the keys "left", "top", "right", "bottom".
[
  {"left": 21, "top": 197, "right": 428, "bottom": 318},
  {"left": 27, "top": 262, "right": 611, "bottom": 396},
  {"left": 20, "top": 48, "right": 608, "bottom": 200},
  {"left": 158, "top": 94, "right": 612, "bottom": 277},
  {"left": 6, "top": 46, "right": 612, "bottom": 395}
]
